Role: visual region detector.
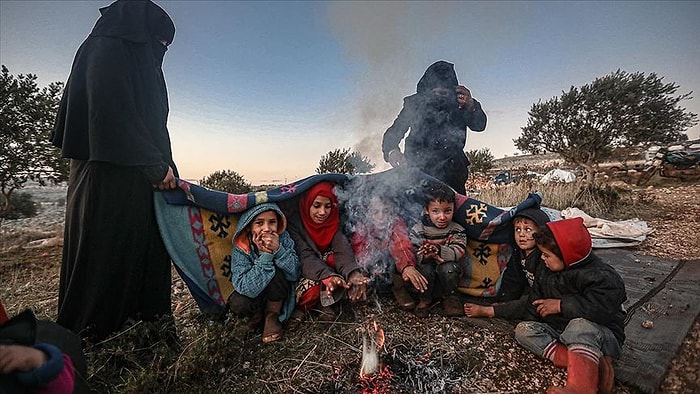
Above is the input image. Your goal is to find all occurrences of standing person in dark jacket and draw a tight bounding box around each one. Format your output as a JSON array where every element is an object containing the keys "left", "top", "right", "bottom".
[
  {"left": 382, "top": 60, "right": 487, "bottom": 194},
  {"left": 51, "top": 0, "right": 178, "bottom": 341},
  {"left": 514, "top": 218, "right": 626, "bottom": 394}
]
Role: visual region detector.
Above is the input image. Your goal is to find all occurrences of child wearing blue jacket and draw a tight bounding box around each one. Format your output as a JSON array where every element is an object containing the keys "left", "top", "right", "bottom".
[{"left": 228, "top": 203, "right": 300, "bottom": 344}]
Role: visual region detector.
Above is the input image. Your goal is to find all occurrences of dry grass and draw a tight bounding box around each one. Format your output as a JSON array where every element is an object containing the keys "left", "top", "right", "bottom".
[
  {"left": 3, "top": 180, "right": 699, "bottom": 393},
  {"left": 470, "top": 180, "right": 656, "bottom": 220}
]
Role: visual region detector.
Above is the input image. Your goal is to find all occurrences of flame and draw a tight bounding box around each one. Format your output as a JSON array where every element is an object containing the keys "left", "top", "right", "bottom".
[{"left": 359, "top": 321, "right": 385, "bottom": 377}]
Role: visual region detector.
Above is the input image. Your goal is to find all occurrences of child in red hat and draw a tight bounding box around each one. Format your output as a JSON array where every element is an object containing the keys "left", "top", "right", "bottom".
[{"left": 514, "top": 217, "right": 627, "bottom": 394}]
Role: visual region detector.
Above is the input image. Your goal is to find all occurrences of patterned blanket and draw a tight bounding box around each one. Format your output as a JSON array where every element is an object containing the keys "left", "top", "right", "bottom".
[{"left": 154, "top": 168, "right": 542, "bottom": 314}]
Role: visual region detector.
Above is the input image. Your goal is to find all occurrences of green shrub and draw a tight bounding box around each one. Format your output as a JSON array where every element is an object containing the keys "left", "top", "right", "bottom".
[{"left": 0, "top": 192, "right": 38, "bottom": 220}]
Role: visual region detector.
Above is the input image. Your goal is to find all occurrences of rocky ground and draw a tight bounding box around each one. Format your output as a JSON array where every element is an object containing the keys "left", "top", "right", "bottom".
[{"left": 1, "top": 181, "right": 698, "bottom": 393}]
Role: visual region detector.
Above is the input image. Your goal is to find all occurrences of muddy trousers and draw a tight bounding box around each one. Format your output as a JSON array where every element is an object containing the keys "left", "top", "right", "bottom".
[
  {"left": 514, "top": 318, "right": 622, "bottom": 360},
  {"left": 414, "top": 261, "right": 461, "bottom": 303}
]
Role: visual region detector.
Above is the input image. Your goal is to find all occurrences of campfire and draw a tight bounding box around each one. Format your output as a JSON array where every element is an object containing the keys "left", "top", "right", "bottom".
[{"left": 358, "top": 320, "right": 393, "bottom": 394}]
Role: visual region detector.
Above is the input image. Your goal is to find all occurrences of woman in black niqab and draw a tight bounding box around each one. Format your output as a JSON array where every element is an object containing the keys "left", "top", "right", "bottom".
[{"left": 51, "top": 0, "right": 179, "bottom": 341}]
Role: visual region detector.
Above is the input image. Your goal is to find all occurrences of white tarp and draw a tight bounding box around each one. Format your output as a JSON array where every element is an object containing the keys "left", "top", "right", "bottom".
[
  {"left": 560, "top": 207, "right": 654, "bottom": 248},
  {"left": 540, "top": 168, "right": 576, "bottom": 183}
]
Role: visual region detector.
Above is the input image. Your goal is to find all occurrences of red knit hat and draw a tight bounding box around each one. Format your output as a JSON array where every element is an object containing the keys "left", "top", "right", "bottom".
[{"left": 546, "top": 217, "right": 592, "bottom": 267}]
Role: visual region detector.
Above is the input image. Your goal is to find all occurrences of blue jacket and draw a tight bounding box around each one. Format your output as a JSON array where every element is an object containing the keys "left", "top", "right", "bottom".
[{"left": 230, "top": 203, "right": 300, "bottom": 322}]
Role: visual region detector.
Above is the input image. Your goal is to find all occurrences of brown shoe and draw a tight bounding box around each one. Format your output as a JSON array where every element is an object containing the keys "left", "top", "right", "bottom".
[
  {"left": 392, "top": 284, "right": 416, "bottom": 311},
  {"left": 442, "top": 296, "right": 464, "bottom": 317},
  {"left": 414, "top": 301, "right": 431, "bottom": 318},
  {"left": 316, "top": 305, "right": 337, "bottom": 322},
  {"left": 285, "top": 308, "right": 305, "bottom": 332}
]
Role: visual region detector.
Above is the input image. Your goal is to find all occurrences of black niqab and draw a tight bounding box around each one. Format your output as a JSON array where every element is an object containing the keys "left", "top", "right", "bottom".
[{"left": 51, "top": 0, "right": 177, "bottom": 173}]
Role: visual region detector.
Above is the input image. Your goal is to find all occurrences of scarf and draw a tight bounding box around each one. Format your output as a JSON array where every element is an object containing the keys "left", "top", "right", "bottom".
[{"left": 298, "top": 181, "right": 339, "bottom": 252}]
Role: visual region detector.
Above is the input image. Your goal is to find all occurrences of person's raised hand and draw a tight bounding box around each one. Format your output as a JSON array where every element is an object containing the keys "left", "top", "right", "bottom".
[{"left": 455, "top": 85, "right": 474, "bottom": 111}]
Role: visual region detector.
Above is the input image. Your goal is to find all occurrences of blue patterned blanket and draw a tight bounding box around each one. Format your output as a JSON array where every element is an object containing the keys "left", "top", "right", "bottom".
[{"left": 154, "top": 168, "right": 542, "bottom": 314}]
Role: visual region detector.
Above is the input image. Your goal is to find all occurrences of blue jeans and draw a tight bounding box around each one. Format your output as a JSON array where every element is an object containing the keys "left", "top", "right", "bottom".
[{"left": 514, "top": 318, "right": 622, "bottom": 359}]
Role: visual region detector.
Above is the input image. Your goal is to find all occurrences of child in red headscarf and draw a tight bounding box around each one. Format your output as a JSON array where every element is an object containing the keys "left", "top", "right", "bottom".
[
  {"left": 287, "top": 182, "right": 369, "bottom": 322},
  {"left": 514, "top": 218, "right": 627, "bottom": 394}
]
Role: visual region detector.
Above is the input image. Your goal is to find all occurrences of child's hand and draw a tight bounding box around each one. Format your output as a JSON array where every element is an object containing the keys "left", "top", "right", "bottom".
[
  {"left": 401, "top": 266, "right": 428, "bottom": 293},
  {"left": 254, "top": 231, "right": 279, "bottom": 254},
  {"left": 417, "top": 243, "right": 444, "bottom": 262},
  {"left": 0, "top": 344, "right": 48, "bottom": 373},
  {"left": 532, "top": 298, "right": 561, "bottom": 317}
]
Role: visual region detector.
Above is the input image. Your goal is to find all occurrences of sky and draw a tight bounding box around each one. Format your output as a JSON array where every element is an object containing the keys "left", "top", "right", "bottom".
[{"left": 2, "top": 0, "right": 699, "bottom": 185}]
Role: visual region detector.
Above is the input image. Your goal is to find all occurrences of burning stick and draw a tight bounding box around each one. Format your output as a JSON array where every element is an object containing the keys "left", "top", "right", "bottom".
[{"left": 359, "top": 320, "right": 385, "bottom": 377}]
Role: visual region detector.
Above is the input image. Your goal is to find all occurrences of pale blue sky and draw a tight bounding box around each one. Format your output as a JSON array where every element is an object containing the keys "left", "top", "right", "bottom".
[{"left": 2, "top": 0, "right": 698, "bottom": 184}]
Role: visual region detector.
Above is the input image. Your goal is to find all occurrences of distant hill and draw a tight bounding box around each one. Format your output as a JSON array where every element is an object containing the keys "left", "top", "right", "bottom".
[{"left": 491, "top": 153, "right": 564, "bottom": 173}]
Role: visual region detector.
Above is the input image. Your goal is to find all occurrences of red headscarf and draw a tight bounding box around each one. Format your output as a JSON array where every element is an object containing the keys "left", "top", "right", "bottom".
[{"left": 299, "top": 181, "right": 339, "bottom": 252}]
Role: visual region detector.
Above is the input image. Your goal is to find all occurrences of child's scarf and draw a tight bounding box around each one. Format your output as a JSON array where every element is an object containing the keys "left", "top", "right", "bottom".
[{"left": 298, "top": 181, "right": 339, "bottom": 253}]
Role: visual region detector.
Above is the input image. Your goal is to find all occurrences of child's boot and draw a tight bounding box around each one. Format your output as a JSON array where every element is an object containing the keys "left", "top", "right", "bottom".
[
  {"left": 391, "top": 274, "right": 416, "bottom": 311},
  {"left": 543, "top": 341, "right": 568, "bottom": 368},
  {"left": 598, "top": 355, "right": 614, "bottom": 394},
  {"left": 547, "top": 348, "right": 599, "bottom": 394},
  {"left": 262, "top": 300, "right": 283, "bottom": 344}
]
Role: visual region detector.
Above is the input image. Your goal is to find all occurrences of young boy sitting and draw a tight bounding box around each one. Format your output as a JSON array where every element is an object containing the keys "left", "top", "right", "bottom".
[
  {"left": 228, "top": 202, "right": 301, "bottom": 344},
  {"left": 408, "top": 183, "right": 467, "bottom": 317},
  {"left": 464, "top": 207, "right": 551, "bottom": 319},
  {"left": 514, "top": 217, "right": 626, "bottom": 394}
]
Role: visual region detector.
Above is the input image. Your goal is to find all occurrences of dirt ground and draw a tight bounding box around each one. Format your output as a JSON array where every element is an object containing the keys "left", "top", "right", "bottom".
[
  {"left": 0, "top": 180, "right": 698, "bottom": 393},
  {"left": 629, "top": 182, "right": 700, "bottom": 393}
]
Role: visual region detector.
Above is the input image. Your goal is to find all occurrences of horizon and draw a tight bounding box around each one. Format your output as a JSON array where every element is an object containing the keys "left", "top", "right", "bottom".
[{"left": 2, "top": 1, "right": 698, "bottom": 184}]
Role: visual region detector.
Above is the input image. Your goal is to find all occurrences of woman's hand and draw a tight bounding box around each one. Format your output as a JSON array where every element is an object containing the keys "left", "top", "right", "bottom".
[
  {"left": 323, "top": 275, "right": 347, "bottom": 298},
  {"left": 347, "top": 271, "right": 369, "bottom": 301},
  {"left": 455, "top": 85, "right": 474, "bottom": 111},
  {"left": 532, "top": 298, "right": 561, "bottom": 317},
  {"left": 401, "top": 266, "right": 428, "bottom": 293},
  {"left": 155, "top": 166, "right": 176, "bottom": 190}
]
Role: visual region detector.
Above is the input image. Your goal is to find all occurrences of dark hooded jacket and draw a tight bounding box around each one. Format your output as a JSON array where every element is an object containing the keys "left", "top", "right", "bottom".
[
  {"left": 51, "top": 0, "right": 177, "bottom": 182},
  {"left": 524, "top": 218, "right": 628, "bottom": 345},
  {"left": 381, "top": 61, "right": 487, "bottom": 190},
  {"left": 494, "top": 207, "right": 552, "bottom": 318}
]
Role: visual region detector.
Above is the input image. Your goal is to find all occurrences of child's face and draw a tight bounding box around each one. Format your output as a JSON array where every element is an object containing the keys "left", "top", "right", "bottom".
[
  {"left": 425, "top": 200, "right": 454, "bottom": 229},
  {"left": 514, "top": 217, "right": 538, "bottom": 253},
  {"left": 309, "top": 196, "right": 333, "bottom": 224},
  {"left": 249, "top": 210, "right": 279, "bottom": 237},
  {"left": 368, "top": 197, "right": 391, "bottom": 229},
  {"left": 538, "top": 245, "right": 565, "bottom": 272}
]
